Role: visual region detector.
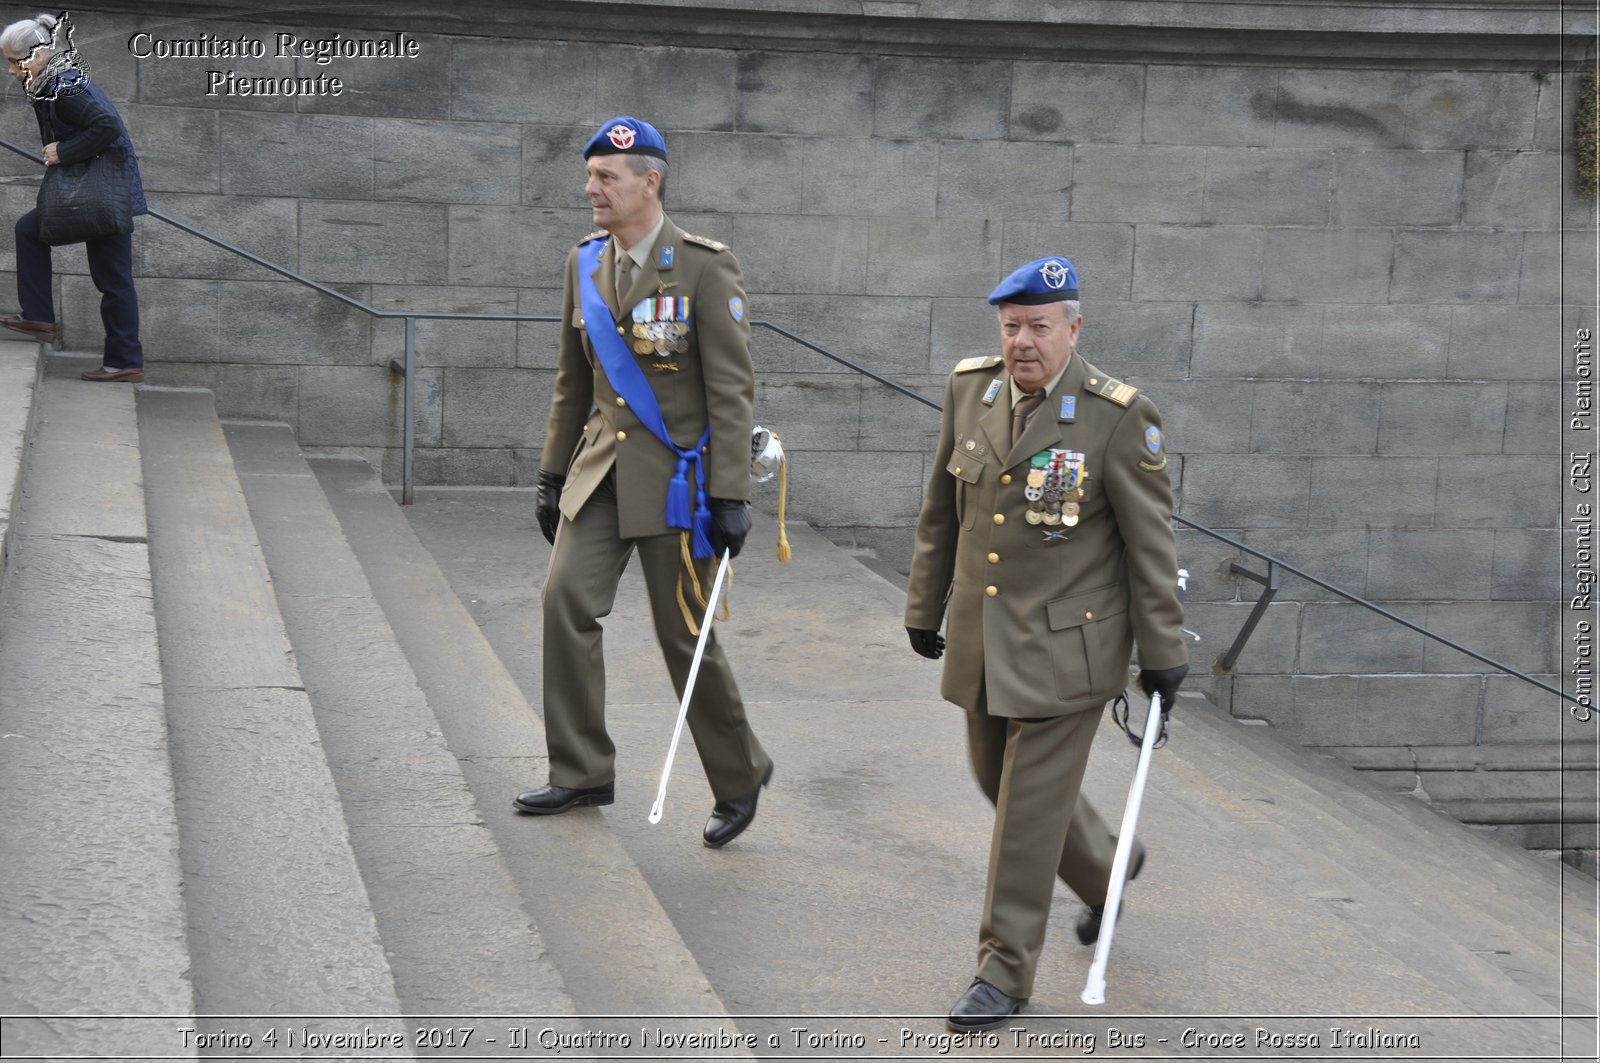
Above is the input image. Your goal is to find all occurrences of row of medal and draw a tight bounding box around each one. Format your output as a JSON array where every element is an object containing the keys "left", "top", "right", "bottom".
[
  {"left": 632, "top": 297, "right": 690, "bottom": 371},
  {"left": 1024, "top": 448, "right": 1087, "bottom": 527}
]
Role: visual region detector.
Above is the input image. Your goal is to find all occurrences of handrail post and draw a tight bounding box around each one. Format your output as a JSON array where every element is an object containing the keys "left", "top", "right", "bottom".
[
  {"left": 1219, "top": 559, "right": 1282, "bottom": 672},
  {"left": 402, "top": 316, "right": 416, "bottom": 506}
]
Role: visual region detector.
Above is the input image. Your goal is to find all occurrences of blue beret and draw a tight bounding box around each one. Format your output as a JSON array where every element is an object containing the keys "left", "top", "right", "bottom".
[
  {"left": 988, "top": 257, "right": 1080, "bottom": 305},
  {"left": 583, "top": 117, "right": 668, "bottom": 161}
]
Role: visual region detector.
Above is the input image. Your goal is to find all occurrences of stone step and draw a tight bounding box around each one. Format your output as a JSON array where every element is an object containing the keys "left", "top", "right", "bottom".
[
  {"left": 0, "top": 338, "right": 39, "bottom": 586},
  {"left": 0, "top": 362, "right": 195, "bottom": 1059},
  {"left": 221, "top": 419, "right": 574, "bottom": 1018},
  {"left": 134, "top": 388, "right": 404, "bottom": 1024},
  {"left": 308, "top": 456, "right": 737, "bottom": 1024}
]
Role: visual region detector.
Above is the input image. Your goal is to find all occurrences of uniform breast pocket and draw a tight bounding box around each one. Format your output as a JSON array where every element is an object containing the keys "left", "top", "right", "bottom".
[
  {"left": 1045, "top": 583, "right": 1132, "bottom": 699},
  {"left": 947, "top": 455, "right": 984, "bottom": 530}
]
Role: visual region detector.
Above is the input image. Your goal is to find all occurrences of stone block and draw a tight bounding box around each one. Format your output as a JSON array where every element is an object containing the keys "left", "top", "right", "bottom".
[
  {"left": 521, "top": 126, "right": 592, "bottom": 210},
  {"left": 1185, "top": 601, "right": 1300, "bottom": 674},
  {"left": 133, "top": 193, "right": 299, "bottom": 282},
  {"left": 930, "top": 298, "right": 997, "bottom": 370},
  {"left": 1070, "top": 145, "right": 1205, "bottom": 223},
  {"left": 62, "top": 275, "right": 220, "bottom": 364},
  {"left": 511, "top": 448, "right": 541, "bottom": 486},
  {"left": 790, "top": 295, "right": 934, "bottom": 375},
  {"left": 1308, "top": 457, "right": 1438, "bottom": 529},
  {"left": 1132, "top": 226, "right": 1263, "bottom": 302},
  {"left": 865, "top": 219, "right": 1001, "bottom": 298},
  {"left": 1463, "top": 151, "right": 1564, "bottom": 230},
  {"left": 1422, "top": 601, "right": 1560, "bottom": 675},
  {"left": 373, "top": 119, "right": 522, "bottom": 205},
  {"left": 447, "top": 206, "right": 591, "bottom": 287},
  {"left": 1259, "top": 227, "right": 1394, "bottom": 304},
  {"left": 937, "top": 141, "right": 1072, "bottom": 220},
  {"left": 1144, "top": 65, "right": 1277, "bottom": 147},
  {"left": 66, "top": 12, "right": 138, "bottom": 95},
  {"left": 219, "top": 113, "right": 375, "bottom": 199},
  {"left": 134, "top": 24, "right": 296, "bottom": 111},
  {"left": 1391, "top": 230, "right": 1524, "bottom": 303},
  {"left": 736, "top": 52, "right": 873, "bottom": 136},
  {"left": 1171, "top": 527, "right": 1246, "bottom": 603},
  {"left": 727, "top": 215, "right": 868, "bottom": 295},
  {"left": 1482, "top": 674, "right": 1589, "bottom": 745},
  {"left": 751, "top": 374, "right": 861, "bottom": 452},
  {"left": 1520, "top": 231, "right": 1599, "bottom": 306},
  {"left": 859, "top": 385, "right": 943, "bottom": 454},
  {"left": 1437, "top": 457, "right": 1561, "bottom": 529},
  {"left": 292, "top": 32, "right": 450, "bottom": 119},
  {"left": 408, "top": 447, "right": 514, "bottom": 487},
  {"left": 439, "top": 368, "right": 555, "bottom": 450},
  {"left": 1008, "top": 62, "right": 1145, "bottom": 144},
  {"left": 449, "top": 39, "right": 597, "bottom": 124},
  {"left": 1271, "top": 70, "right": 1411, "bottom": 148},
  {"left": 1178, "top": 456, "right": 1308, "bottom": 528},
  {"left": 1158, "top": 380, "right": 1252, "bottom": 455},
  {"left": 1298, "top": 602, "right": 1429, "bottom": 673},
  {"left": 1318, "top": 304, "right": 1453, "bottom": 377},
  {"left": 299, "top": 364, "right": 443, "bottom": 448},
  {"left": 1446, "top": 304, "right": 1563, "bottom": 380},
  {"left": 300, "top": 201, "right": 447, "bottom": 285},
  {"left": 872, "top": 57, "right": 1008, "bottom": 141},
  {"left": 1191, "top": 303, "right": 1324, "bottom": 378},
  {"left": 593, "top": 44, "right": 737, "bottom": 130},
  {"left": 1491, "top": 529, "right": 1562, "bottom": 601},
  {"left": 798, "top": 137, "right": 936, "bottom": 218},
  {"left": 371, "top": 285, "right": 521, "bottom": 370},
  {"left": 118, "top": 104, "right": 220, "bottom": 194},
  {"left": 1079, "top": 301, "right": 1193, "bottom": 380},
  {"left": 514, "top": 288, "right": 565, "bottom": 370},
  {"left": 671, "top": 132, "right": 803, "bottom": 215},
  {"left": 1377, "top": 381, "right": 1507, "bottom": 455},
  {"left": 1332, "top": 150, "right": 1465, "bottom": 227},
  {"left": 1202, "top": 148, "right": 1334, "bottom": 225},
  {"left": 1240, "top": 527, "right": 1372, "bottom": 598},
  {"left": 1410, "top": 72, "right": 1539, "bottom": 150},
  {"left": 784, "top": 450, "right": 925, "bottom": 527},
  {"left": 1250, "top": 382, "right": 1380, "bottom": 454},
  {"left": 153, "top": 362, "right": 299, "bottom": 424},
  {"left": 218, "top": 281, "right": 374, "bottom": 366},
  {"left": 1365, "top": 530, "right": 1495, "bottom": 599},
  {"left": 1236, "top": 675, "right": 1482, "bottom": 746},
  {"left": 999, "top": 222, "right": 1135, "bottom": 302},
  {"left": 1420, "top": 768, "right": 1567, "bottom": 804},
  {"left": 1502, "top": 381, "right": 1563, "bottom": 454}
]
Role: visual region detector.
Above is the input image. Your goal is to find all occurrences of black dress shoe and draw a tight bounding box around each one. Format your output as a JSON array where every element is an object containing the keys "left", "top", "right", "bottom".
[
  {"left": 946, "top": 978, "right": 1026, "bottom": 1031},
  {"left": 1076, "top": 847, "right": 1147, "bottom": 945},
  {"left": 512, "top": 782, "right": 614, "bottom": 814},
  {"left": 702, "top": 760, "right": 774, "bottom": 848}
]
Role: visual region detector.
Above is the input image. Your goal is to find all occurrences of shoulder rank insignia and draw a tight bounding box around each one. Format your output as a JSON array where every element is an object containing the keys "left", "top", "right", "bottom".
[
  {"left": 1091, "top": 375, "right": 1139, "bottom": 407},
  {"left": 682, "top": 232, "right": 729, "bottom": 252},
  {"left": 578, "top": 229, "right": 607, "bottom": 245},
  {"left": 954, "top": 355, "right": 1002, "bottom": 374}
]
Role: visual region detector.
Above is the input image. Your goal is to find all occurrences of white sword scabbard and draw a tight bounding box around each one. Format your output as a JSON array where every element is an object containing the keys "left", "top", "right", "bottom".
[
  {"left": 648, "top": 548, "right": 733, "bottom": 824},
  {"left": 1082, "top": 691, "right": 1164, "bottom": 1006}
]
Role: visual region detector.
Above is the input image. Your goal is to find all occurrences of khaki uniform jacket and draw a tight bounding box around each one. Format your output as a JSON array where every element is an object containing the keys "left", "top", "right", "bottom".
[
  {"left": 541, "top": 215, "right": 755, "bottom": 538},
  {"left": 905, "top": 352, "right": 1188, "bottom": 718}
]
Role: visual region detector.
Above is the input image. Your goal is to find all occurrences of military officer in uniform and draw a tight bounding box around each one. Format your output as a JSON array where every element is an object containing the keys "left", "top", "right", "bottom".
[
  {"left": 904, "top": 256, "right": 1189, "bottom": 1029},
  {"left": 514, "top": 117, "right": 774, "bottom": 849}
]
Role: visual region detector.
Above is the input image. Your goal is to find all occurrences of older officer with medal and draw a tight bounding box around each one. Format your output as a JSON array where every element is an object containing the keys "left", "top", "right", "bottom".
[
  {"left": 514, "top": 117, "right": 774, "bottom": 850},
  {"left": 904, "top": 256, "right": 1189, "bottom": 1029}
]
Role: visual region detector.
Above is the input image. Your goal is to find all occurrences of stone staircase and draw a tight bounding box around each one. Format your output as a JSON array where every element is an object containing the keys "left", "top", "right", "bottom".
[{"left": 1, "top": 341, "right": 1595, "bottom": 1060}]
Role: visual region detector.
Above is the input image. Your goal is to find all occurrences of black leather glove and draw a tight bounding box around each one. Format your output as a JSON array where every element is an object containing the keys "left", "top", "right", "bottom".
[
  {"left": 1139, "top": 663, "right": 1188, "bottom": 712},
  {"left": 535, "top": 469, "right": 565, "bottom": 546},
  {"left": 709, "top": 497, "right": 752, "bottom": 558},
  {"left": 907, "top": 627, "right": 945, "bottom": 660}
]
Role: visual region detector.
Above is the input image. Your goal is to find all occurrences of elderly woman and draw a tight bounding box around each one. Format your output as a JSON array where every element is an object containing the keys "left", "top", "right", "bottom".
[{"left": 1, "top": 12, "right": 145, "bottom": 381}]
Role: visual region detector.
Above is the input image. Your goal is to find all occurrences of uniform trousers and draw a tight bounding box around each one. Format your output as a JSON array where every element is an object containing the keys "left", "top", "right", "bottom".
[
  {"left": 966, "top": 686, "right": 1141, "bottom": 998},
  {"left": 541, "top": 472, "right": 769, "bottom": 801},
  {"left": 15, "top": 208, "right": 142, "bottom": 369}
]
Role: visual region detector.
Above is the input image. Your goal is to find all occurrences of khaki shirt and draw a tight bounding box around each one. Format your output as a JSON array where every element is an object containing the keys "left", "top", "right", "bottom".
[{"left": 905, "top": 352, "right": 1188, "bottom": 717}]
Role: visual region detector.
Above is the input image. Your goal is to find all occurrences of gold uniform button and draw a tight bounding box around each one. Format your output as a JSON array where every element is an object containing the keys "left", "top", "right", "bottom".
[
  {"left": 954, "top": 466, "right": 962, "bottom": 476},
  {"left": 987, "top": 553, "right": 999, "bottom": 564},
  {"left": 1089, "top": 377, "right": 1099, "bottom": 386},
  {"left": 617, "top": 326, "right": 627, "bottom": 335},
  {"left": 985, "top": 585, "right": 998, "bottom": 598},
  {"left": 992, "top": 513, "right": 1005, "bottom": 526},
  {"left": 615, "top": 397, "right": 626, "bottom": 407},
  {"left": 616, "top": 431, "right": 627, "bottom": 442},
  {"left": 1084, "top": 611, "right": 1094, "bottom": 620},
  {"left": 1000, "top": 474, "right": 1012, "bottom": 485}
]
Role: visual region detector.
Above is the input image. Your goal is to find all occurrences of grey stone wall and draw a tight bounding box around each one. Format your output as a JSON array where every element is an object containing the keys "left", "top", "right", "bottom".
[{"left": 0, "top": 2, "right": 1593, "bottom": 861}]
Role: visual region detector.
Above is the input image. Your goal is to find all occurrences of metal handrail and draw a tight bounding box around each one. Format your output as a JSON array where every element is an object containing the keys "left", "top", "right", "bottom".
[{"left": 4, "top": 133, "right": 1576, "bottom": 709}]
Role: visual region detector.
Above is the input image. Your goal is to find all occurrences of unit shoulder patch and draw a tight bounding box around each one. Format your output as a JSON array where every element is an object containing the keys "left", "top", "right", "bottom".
[
  {"left": 578, "top": 229, "right": 608, "bottom": 245},
  {"left": 953, "top": 355, "right": 1002, "bottom": 374},
  {"left": 681, "top": 232, "right": 730, "bottom": 252},
  {"left": 1089, "top": 375, "right": 1139, "bottom": 407}
]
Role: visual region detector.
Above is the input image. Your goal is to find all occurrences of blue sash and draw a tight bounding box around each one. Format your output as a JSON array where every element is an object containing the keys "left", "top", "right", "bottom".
[{"left": 577, "top": 237, "right": 714, "bottom": 556}]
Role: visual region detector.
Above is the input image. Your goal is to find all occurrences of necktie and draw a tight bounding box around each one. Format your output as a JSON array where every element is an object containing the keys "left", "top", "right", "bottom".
[
  {"left": 1011, "top": 391, "right": 1045, "bottom": 448},
  {"left": 615, "top": 250, "right": 633, "bottom": 300}
]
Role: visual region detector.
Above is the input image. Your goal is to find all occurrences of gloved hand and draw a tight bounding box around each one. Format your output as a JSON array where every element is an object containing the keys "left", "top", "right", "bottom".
[
  {"left": 907, "top": 627, "right": 945, "bottom": 660},
  {"left": 709, "top": 497, "right": 752, "bottom": 558},
  {"left": 536, "top": 469, "right": 565, "bottom": 545},
  {"left": 1139, "top": 663, "right": 1188, "bottom": 712}
]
